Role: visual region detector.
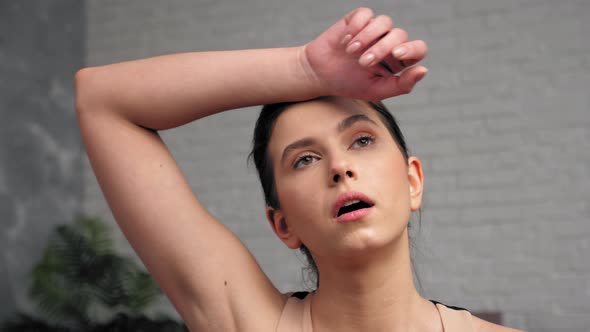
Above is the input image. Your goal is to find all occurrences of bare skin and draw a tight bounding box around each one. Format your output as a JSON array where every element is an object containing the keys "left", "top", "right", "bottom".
[{"left": 75, "top": 7, "right": 521, "bottom": 332}]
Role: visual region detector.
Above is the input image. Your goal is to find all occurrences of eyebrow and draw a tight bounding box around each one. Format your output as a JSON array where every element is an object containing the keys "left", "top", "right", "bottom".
[{"left": 280, "top": 113, "right": 378, "bottom": 164}]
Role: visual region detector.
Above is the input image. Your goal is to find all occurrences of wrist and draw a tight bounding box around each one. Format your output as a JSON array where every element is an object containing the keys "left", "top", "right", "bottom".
[{"left": 294, "top": 45, "right": 327, "bottom": 99}]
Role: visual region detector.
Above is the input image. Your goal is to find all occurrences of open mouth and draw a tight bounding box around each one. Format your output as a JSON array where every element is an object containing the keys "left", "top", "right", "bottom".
[
  {"left": 337, "top": 200, "right": 373, "bottom": 217},
  {"left": 332, "top": 191, "right": 375, "bottom": 223}
]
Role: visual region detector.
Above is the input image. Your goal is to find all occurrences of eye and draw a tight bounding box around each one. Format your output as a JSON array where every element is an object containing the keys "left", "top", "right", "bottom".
[
  {"left": 351, "top": 134, "right": 375, "bottom": 148},
  {"left": 293, "top": 154, "right": 318, "bottom": 169}
]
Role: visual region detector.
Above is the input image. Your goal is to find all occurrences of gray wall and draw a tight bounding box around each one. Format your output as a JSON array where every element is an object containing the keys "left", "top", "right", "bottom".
[
  {"left": 0, "top": 0, "right": 85, "bottom": 322},
  {"left": 2, "top": 0, "right": 588, "bottom": 331}
]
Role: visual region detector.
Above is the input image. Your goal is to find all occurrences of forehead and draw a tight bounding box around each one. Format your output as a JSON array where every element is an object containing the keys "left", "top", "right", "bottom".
[
  {"left": 282, "top": 98, "right": 373, "bottom": 123},
  {"left": 267, "top": 98, "right": 385, "bottom": 159}
]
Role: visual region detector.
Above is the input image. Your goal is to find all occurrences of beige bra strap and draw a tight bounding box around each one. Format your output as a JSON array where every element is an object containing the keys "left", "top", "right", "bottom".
[
  {"left": 301, "top": 293, "right": 313, "bottom": 332},
  {"left": 276, "top": 293, "right": 313, "bottom": 332},
  {"left": 435, "top": 303, "right": 475, "bottom": 332}
]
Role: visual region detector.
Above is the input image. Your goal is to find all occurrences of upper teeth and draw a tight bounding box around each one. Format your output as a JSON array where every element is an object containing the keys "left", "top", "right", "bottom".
[{"left": 343, "top": 200, "right": 360, "bottom": 207}]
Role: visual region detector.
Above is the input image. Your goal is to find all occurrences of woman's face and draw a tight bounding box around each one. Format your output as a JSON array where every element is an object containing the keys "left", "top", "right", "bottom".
[{"left": 266, "top": 98, "right": 423, "bottom": 264}]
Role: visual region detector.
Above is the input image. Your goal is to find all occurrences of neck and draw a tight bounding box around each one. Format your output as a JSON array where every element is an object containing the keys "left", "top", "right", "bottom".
[{"left": 310, "top": 229, "right": 438, "bottom": 332}]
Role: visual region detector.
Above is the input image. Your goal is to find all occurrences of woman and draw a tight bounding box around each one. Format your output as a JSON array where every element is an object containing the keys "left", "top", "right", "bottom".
[{"left": 75, "top": 7, "right": 521, "bottom": 332}]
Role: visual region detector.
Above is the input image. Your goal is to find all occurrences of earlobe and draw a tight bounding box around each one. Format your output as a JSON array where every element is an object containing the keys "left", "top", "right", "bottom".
[{"left": 265, "top": 207, "right": 302, "bottom": 249}]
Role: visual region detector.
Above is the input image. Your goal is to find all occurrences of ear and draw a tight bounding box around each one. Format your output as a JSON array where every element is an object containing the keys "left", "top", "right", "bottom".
[
  {"left": 407, "top": 156, "right": 424, "bottom": 212},
  {"left": 266, "top": 207, "right": 302, "bottom": 249}
]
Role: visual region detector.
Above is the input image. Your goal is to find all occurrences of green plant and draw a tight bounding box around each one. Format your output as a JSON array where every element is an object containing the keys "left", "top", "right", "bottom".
[{"left": 1, "top": 215, "right": 187, "bottom": 332}]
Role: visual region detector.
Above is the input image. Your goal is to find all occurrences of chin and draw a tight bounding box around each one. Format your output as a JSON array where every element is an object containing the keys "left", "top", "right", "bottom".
[
  {"left": 333, "top": 216, "right": 408, "bottom": 260},
  {"left": 337, "top": 226, "right": 394, "bottom": 256}
]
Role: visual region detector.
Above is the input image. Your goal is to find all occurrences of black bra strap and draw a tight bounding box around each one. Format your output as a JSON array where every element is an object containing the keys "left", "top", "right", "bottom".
[{"left": 430, "top": 300, "right": 470, "bottom": 312}]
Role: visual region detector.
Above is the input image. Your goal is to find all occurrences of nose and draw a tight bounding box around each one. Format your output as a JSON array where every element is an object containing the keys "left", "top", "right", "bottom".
[
  {"left": 332, "top": 170, "right": 354, "bottom": 183},
  {"left": 330, "top": 156, "right": 356, "bottom": 185}
]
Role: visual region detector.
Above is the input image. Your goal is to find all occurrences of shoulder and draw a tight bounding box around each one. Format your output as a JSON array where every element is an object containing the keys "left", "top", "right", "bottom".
[{"left": 472, "top": 315, "right": 524, "bottom": 332}]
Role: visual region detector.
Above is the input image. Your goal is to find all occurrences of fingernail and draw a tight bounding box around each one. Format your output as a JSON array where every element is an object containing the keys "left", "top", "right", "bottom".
[
  {"left": 346, "top": 41, "right": 361, "bottom": 54},
  {"left": 393, "top": 47, "right": 407, "bottom": 58},
  {"left": 415, "top": 69, "right": 428, "bottom": 83},
  {"left": 340, "top": 34, "right": 352, "bottom": 45},
  {"left": 359, "top": 53, "right": 375, "bottom": 67}
]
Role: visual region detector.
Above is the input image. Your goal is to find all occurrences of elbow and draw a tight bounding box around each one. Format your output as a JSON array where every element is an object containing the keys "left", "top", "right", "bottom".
[{"left": 74, "top": 67, "right": 101, "bottom": 115}]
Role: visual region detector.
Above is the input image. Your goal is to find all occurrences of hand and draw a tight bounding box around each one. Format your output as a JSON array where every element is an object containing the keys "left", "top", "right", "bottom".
[{"left": 302, "top": 7, "right": 428, "bottom": 101}]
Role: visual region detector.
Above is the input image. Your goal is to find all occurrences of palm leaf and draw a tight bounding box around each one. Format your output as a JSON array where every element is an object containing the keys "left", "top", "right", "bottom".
[{"left": 20, "top": 215, "right": 170, "bottom": 329}]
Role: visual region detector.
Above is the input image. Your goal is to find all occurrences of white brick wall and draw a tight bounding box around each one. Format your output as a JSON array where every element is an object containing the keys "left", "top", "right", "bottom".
[{"left": 84, "top": 0, "right": 590, "bottom": 330}]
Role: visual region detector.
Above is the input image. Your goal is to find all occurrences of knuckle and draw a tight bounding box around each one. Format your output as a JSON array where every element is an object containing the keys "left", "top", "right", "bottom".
[
  {"left": 376, "top": 15, "right": 393, "bottom": 29},
  {"left": 402, "top": 84, "right": 413, "bottom": 94},
  {"left": 393, "top": 28, "right": 408, "bottom": 41},
  {"left": 349, "top": 8, "right": 374, "bottom": 32},
  {"left": 368, "top": 41, "right": 389, "bottom": 58},
  {"left": 367, "top": 45, "right": 385, "bottom": 60},
  {"left": 415, "top": 39, "right": 428, "bottom": 52},
  {"left": 356, "top": 7, "right": 374, "bottom": 17}
]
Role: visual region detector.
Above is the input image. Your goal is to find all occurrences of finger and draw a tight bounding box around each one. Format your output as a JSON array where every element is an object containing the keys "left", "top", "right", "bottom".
[
  {"left": 358, "top": 27, "right": 408, "bottom": 68},
  {"left": 318, "top": 7, "right": 374, "bottom": 47},
  {"left": 340, "top": 7, "right": 374, "bottom": 45},
  {"left": 371, "top": 65, "right": 428, "bottom": 99},
  {"left": 345, "top": 15, "right": 393, "bottom": 55},
  {"left": 379, "top": 39, "right": 427, "bottom": 74},
  {"left": 392, "top": 39, "right": 428, "bottom": 62}
]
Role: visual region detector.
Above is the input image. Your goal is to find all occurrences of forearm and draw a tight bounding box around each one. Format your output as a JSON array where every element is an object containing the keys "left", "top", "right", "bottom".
[{"left": 75, "top": 46, "right": 320, "bottom": 130}]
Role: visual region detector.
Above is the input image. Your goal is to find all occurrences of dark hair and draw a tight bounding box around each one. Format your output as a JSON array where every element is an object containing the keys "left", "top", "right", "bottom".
[{"left": 249, "top": 97, "right": 412, "bottom": 289}]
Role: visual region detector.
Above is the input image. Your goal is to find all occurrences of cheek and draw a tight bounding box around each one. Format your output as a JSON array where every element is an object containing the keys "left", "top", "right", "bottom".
[
  {"left": 365, "top": 151, "right": 411, "bottom": 210},
  {"left": 275, "top": 170, "right": 326, "bottom": 226}
]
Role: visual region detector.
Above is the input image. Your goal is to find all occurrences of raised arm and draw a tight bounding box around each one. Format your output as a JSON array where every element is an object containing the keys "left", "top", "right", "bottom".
[
  {"left": 75, "top": 47, "right": 319, "bottom": 130},
  {"left": 75, "top": 7, "right": 427, "bottom": 331}
]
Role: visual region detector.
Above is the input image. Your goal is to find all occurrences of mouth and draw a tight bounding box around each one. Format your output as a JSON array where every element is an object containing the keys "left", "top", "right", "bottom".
[
  {"left": 337, "top": 200, "right": 373, "bottom": 217},
  {"left": 332, "top": 191, "right": 375, "bottom": 223}
]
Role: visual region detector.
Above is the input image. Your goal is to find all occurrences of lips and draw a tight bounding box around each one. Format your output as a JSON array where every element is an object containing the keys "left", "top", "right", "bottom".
[{"left": 332, "top": 191, "right": 375, "bottom": 223}]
